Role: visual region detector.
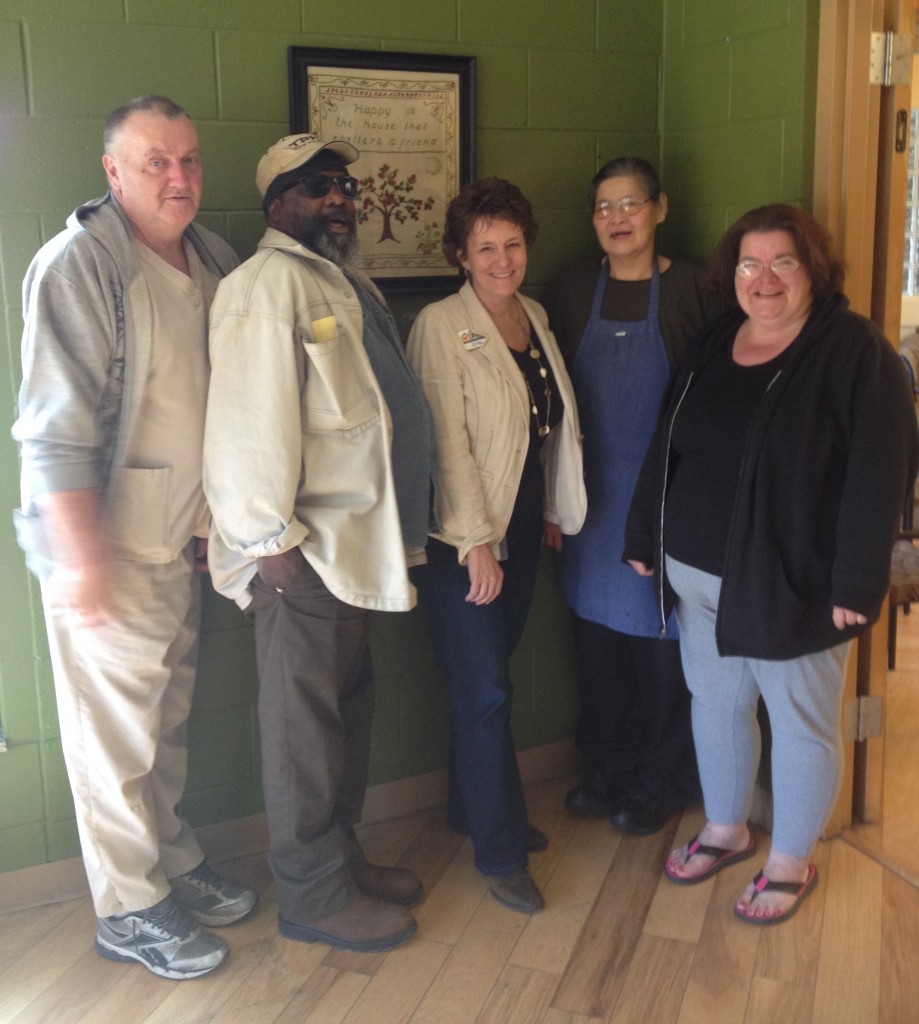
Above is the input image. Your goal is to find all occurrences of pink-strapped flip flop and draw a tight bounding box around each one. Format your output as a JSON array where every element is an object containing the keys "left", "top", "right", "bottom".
[
  {"left": 664, "top": 833, "right": 757, "bottom": 885},
  {"left": 733, "top": 863, "right": 818, "bottom": 925}
]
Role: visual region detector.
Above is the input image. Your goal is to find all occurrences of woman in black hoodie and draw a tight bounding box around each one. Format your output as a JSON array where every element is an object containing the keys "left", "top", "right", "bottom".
[{"left": 624, "top": 204, "right": 918, "bottom": 925}]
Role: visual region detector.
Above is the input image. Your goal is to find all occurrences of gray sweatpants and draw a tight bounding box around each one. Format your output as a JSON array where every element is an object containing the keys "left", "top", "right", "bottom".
[{"left": 666, "top": 556, "right": 850, "bottom": 859}]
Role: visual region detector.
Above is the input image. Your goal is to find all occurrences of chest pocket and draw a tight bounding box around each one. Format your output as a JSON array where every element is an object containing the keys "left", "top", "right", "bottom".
[{"left": 300, "top": 318, "right": 380, "bottom": 435}]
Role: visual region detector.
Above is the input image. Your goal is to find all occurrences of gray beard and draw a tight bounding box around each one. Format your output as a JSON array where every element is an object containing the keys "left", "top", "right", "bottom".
[
  {"left": 286, "top": 208, "right": 359, "bottom": 266},
  {"left": 313, "top": 229, "right": 359, "bottom": 266}
]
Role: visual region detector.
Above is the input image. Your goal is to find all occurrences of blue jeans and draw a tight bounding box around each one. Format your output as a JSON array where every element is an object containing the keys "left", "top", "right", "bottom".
[{"left": 414, "top": 523, "right": 542, "bottom": 875}]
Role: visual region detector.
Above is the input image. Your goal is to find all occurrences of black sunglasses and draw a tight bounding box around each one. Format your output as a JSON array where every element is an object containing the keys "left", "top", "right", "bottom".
[{"left": 294, "top": 174, "right": 360, "bottom": 200}]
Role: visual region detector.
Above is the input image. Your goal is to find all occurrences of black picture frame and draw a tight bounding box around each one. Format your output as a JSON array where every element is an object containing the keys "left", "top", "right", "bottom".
[{"left": 289, "top": 46, "right": 476, "bottom": 292}]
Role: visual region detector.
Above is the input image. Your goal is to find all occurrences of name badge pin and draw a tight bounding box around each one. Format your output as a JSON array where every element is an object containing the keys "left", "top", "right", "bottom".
[{"left": 460, "top": 329, "right": 488, "bottom": 350}]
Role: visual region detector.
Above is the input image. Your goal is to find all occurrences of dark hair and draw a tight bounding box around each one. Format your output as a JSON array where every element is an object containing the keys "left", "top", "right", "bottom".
[
  {"left": 103, "top": 95, "right": 189, "bottom": 153},
  {"left": 589, "top": 156, "right": 662, "bottom": 209},
  {"left": 706, "top": 203, "right": 846, "bottom": 306},
  {"left": 442, "top": 177, "right": 539, "bottom": 268}
]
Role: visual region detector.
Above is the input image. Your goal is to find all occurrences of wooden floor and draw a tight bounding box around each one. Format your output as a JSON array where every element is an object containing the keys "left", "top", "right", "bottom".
[
  {"left": 2, "top": 782, "right": 919, "bottom": 1024},
  {"left": 4, "top": 604, "right": 919, "bottom": 1024}
]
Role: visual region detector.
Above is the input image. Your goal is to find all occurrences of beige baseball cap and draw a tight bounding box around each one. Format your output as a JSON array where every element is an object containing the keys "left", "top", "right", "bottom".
[{"left": 256, "top": 133, "right": 360, "bottom": 206}]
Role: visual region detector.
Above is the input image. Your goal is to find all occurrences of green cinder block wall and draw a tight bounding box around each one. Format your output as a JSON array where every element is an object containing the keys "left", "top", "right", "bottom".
[{"left": 0, "top": 0, "right": 818, "bottom": 874}]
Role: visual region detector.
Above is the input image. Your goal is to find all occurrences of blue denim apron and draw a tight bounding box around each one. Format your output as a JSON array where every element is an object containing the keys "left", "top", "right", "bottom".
[{"left": 560, "top": 261, "right": 678, "bottom": 637}]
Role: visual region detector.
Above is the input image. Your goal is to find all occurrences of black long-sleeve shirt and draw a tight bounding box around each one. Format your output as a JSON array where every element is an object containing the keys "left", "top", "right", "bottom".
[{"left": 624, "top": 293, "right": 919, "bottom": 660}]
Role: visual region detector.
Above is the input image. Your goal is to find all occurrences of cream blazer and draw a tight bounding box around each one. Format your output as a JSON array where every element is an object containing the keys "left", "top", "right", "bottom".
[{"left": 407, "top": 281, "right": 586, "bottom": 563}]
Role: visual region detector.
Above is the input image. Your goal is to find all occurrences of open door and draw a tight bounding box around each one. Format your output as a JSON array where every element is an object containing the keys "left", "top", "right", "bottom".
[{"left": 814, "top": 0, "right": 915, "bottom": 841}]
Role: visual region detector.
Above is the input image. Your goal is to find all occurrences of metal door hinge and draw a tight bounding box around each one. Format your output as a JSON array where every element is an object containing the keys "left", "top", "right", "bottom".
[
  {"left": 843, "top": 695, "right": 884, "bottom": 742},
  {"left": 869, "top": 31, "right": 911, "bottom": 87}
]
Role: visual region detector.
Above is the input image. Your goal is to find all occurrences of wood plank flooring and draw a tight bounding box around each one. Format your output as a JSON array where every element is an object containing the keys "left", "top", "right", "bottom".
[
  {"left": 1, "top": 789, "right": 917, "bottom": 1024},
  {"left": 4, "top": 606, "right": 919, "bottom": 1023}
]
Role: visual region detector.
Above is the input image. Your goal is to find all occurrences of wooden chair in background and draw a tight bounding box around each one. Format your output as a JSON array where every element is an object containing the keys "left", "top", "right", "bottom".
[
  {"left": 888, "top": 342, "right": 919, "bottom": 670},
  {"left": 888, "top": 531, "right": 919, "bottom": 670}
]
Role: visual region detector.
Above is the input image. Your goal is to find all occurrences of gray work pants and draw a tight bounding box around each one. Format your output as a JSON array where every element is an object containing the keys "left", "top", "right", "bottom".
[{"left": 249, "top": 560, "right": 374, "bottom": 921}]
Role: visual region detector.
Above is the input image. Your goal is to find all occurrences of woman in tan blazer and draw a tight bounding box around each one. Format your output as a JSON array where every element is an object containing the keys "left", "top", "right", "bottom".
[{"left": 407, "top": 178, "right": 586, "bottom": 916}]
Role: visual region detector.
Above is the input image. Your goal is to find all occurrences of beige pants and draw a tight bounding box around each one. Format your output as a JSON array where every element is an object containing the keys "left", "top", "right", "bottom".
[{"left": 42, "top": 548, "right": 204, "bottom": 917}]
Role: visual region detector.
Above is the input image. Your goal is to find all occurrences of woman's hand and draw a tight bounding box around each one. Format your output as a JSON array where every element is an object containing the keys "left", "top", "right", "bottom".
[
  {"left": 627, "top": 559, "right": 654, "bottom": 577},
  {"left": 832, "top": 606, "right": 868, "bottom": 630},
  {"left": 543, "top": 521, "right": 563, "bottom": 552},
  {"left": 466, "top": 544, "right": 504, "bottom": 605}
]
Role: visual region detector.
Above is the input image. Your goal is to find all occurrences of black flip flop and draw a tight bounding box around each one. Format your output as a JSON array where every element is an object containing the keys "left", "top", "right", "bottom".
[
  {"left": 733, "top": 864, "right": 818, "bottom": 925},
  {"left": 664, "top": 833, "right": 757, "bottom": 885}
]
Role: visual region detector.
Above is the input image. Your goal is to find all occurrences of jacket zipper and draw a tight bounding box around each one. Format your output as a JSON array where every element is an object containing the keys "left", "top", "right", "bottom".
[{"left": 657, "top": 371, "right": 694, "bottom": 637}]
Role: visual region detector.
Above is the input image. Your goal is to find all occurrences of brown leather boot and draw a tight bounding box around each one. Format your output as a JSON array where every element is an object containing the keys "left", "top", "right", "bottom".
[
  {"left": 279, "top": 891, "right": 417, "bottom": 952},
  {"left": 351, "top": 861, "right": 424, "bottom": 906}
]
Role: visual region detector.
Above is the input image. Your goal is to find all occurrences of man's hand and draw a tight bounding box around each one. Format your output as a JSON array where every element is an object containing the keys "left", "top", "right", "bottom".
[
  {"left": 38, "top": 488, "right": 115, "bottom": 626},
  {"left": 193, "top": 536, "right": 208, "bottom": 572},
  {"left": 627, "top": 559, "right": 654, "bottom": 577},
  {"left": 257, "top": 547, "right": 306, "bottom": 591},
  {"left": 48, "top": 561, "right": 115, "bottom": 627}
]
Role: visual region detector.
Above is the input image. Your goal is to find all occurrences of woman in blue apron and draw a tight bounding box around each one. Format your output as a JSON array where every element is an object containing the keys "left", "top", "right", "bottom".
[{"left": 545, "top": 157, "right": 714, "bottom": 833}]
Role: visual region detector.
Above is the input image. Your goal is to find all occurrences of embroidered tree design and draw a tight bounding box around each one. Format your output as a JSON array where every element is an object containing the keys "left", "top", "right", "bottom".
[{"left": 357, "top": 164, "right": 435, "bottom": 244}]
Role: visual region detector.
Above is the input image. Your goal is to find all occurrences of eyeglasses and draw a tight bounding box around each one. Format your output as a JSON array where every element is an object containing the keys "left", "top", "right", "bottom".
[
  {"left": 592, "top": 196, "right": 654, "bottom": 219},
  {"left": 735, "top": 256, "right": 801, "bottom": 279},
  {"left": 294, "top": 174, "right": 360, "bottom": 200}
]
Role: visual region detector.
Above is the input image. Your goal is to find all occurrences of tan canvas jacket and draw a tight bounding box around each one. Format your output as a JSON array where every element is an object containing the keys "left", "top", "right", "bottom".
[{"left": 204, "top": 228, "right": 416, "bottom": 612}]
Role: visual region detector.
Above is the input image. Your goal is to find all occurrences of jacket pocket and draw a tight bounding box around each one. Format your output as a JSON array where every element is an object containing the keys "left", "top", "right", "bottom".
[
  {"left": 107, "top": 466, "right": 173, "bottom": 561},
  {"left": 301, "top": 332, "right": 379, "bottom": 433}
]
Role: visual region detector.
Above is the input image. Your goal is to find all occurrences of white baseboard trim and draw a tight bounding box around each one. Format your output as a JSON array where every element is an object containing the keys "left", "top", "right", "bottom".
[{"left": 0, "top": 740, "right": 579, "bottom": 915}]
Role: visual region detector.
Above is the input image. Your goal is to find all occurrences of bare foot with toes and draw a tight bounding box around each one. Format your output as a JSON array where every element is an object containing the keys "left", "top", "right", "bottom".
[
  {"left": 733, "top": 851, "right": 816, "bottom": 924},
  {"left": 664, "top": 823, "right": 755, "bottom": 885}
]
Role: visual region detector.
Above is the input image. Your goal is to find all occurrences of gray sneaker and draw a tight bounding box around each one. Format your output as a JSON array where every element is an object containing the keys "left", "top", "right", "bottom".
[
  {"left": 95, "top": 895, "right": 228, "bottom": 980},
  {"left": 170, "top": 861, "right": 258, "bottom": 926}
]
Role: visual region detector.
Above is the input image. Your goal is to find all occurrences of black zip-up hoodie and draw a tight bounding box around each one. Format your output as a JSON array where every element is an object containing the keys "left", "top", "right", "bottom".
[{"left": 623, "top": 292, "right": 919, "bottom": 660}]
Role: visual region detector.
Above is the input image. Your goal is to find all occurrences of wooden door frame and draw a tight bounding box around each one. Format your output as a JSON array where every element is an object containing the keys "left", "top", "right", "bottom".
[{"left": 814, "top": 0, "right": 913, "bottom": 835}]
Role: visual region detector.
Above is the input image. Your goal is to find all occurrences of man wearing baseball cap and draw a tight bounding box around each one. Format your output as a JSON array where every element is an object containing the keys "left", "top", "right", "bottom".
[{"left": 203, "top": 134, "right": 436, "bottom": 952}]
